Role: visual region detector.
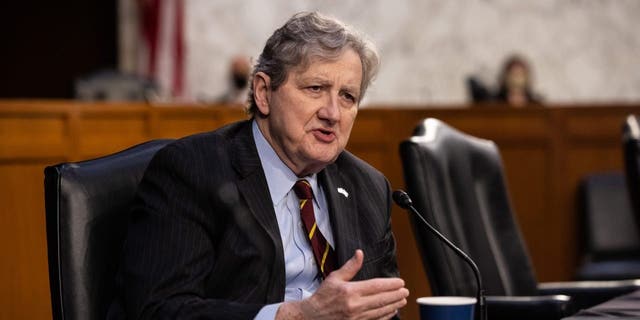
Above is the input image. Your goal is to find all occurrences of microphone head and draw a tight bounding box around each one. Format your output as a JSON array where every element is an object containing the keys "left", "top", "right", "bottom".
[{"left": 392, "top": 190, "right": 413, "bottom": 209}]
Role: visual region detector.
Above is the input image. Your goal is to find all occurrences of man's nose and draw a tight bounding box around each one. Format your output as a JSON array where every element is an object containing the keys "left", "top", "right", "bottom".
[{"left": 317, "top": 93, "right": 340, "bottom": 123}]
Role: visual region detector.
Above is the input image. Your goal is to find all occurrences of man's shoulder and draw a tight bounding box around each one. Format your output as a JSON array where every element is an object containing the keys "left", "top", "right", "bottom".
[
  {"left": 334, "top": 150, "right": 386, "bottom": 183},
  {"left": 165, "top": 120, "right": 251, "bottom": 151},
  {"left": 147, "top": 120, "right": 252, "bottom": 169},
  {"left": 331, "top": 151, "right": 391, "bottom": 216}
]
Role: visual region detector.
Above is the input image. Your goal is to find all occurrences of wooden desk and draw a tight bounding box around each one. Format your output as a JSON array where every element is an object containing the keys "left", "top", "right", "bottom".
[{"left": 0, "top": 100, "right": 638, "bottom": 319}]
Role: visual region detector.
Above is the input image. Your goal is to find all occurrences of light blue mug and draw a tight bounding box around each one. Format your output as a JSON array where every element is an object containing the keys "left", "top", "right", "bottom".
[{"left": 417, "top": 297, "right": 476, "bottom": 320}]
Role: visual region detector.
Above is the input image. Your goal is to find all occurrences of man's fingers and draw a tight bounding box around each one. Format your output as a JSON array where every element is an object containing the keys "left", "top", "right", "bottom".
[
  {"left": 348, "top": 277, "right": 406, "bottom": 296},
  {"left": 357, "top": 295, "right": 408, "bottom": 320},
  {"left": 378, "top": 310, "right": 399, "bottom": 320},
  {"left": 359, "top": 287, "right": 409, "bottom": 310},
  {"left": 337, "top": 286, "right": 407, "bottom": 319},
  {"left": 329, "top": 249, "right": 364, "bottom": 281}
]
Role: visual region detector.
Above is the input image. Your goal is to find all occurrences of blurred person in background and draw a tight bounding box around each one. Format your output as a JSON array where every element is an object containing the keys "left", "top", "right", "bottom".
[
  {"left": 217, "top": 54, "right": 252, "bottom": 105},
  {"left": 468, "top": 54, "right": 543, "bottom": 107},
  {"left": 494, "top": 54, "right": 542, "bottom": 107}
]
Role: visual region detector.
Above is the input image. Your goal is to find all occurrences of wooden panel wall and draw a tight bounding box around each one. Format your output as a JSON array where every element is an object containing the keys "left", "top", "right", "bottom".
[{"left": 0, "top": 100, "right": 638, "bottom": 320}]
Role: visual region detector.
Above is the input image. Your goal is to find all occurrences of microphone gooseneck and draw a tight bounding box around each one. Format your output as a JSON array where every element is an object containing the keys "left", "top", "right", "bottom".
[{"left": 393, "top": 190, "right": 487, "bottom": 320}]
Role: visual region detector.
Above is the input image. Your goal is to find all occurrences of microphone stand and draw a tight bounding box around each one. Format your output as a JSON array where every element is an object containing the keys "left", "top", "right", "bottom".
[{"left": 394, "top": 191, "right": 487, "bottom": 320}]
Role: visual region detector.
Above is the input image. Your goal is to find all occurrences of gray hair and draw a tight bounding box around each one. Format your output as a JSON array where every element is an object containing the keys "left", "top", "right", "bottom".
[{"left": 246, "top": 11, "right": 380, "bottom": 116}]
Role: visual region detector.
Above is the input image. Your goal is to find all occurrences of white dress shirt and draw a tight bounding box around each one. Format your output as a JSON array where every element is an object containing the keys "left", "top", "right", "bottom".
[{"left": 252, "top": 121, "right": 335, "bottom": 319}]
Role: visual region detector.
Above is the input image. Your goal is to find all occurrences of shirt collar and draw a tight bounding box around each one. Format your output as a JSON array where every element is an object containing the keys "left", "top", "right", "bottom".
[{"left": 252, "top": 120, "right": 320, "bottom": 206}]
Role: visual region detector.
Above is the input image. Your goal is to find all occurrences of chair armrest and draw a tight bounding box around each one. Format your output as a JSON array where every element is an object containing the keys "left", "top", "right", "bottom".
[
  {"left": 484, "top": 295, "right": 571, "bottom": 320},
  {"left": 538, "top": 279, "right": 640, "bottom": 311}
]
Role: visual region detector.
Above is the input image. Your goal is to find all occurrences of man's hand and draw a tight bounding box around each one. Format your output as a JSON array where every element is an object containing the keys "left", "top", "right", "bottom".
[{"left": 276, "top": 250, "right": 409, "bottom": 319}]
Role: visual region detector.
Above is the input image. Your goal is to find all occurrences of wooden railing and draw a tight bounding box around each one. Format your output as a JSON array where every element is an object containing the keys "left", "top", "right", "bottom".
[{"left": 1, "top": 100, "right": 638, "bottom": 319}]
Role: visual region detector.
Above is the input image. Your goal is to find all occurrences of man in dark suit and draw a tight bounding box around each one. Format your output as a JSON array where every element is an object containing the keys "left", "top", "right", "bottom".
[{"left": 109, "top": 12, "right": 408, "bottom": 320}]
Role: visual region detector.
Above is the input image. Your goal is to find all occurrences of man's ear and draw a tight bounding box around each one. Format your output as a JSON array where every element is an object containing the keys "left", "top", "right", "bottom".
[{"left": 253, "top": 72, "right": 271, "bottom": 116}]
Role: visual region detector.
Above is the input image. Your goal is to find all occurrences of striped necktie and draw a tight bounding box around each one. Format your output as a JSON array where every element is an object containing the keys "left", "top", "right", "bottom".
[{"left": 293, "top": 179, "right": 337, "bottom": 279}]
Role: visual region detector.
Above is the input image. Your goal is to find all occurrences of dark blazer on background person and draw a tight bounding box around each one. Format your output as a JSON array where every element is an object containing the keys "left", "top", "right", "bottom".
[{"left": 107, "top": 120, "right": 399, "bottom": 320}]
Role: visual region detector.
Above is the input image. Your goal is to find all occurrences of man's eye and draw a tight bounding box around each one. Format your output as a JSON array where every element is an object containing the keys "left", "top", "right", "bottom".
[
  {"left": 307, "top": 86, "right": 322, "bottom": 92},
  {"left": 342, "top": 92, "right": 356, "bottom": 103}
]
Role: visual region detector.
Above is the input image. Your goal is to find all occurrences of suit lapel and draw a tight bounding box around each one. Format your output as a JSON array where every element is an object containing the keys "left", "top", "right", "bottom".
[
  {"left": 230, "top": 122, "right": 281, "bottom": 242},
  {"left": 230, "top": 121, "right": 285, "bottom": 301},
  {"left": 319, "top": 161, "right": 360, "bottom": 267}
]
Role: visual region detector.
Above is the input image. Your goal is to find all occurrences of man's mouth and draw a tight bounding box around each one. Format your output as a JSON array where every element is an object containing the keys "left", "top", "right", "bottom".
[{"left": 312, "top": 128, "right": 336, "bottom": 143}]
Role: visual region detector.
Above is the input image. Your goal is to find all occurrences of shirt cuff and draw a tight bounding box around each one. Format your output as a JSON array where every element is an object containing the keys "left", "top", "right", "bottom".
[{"left": 254, "top": 303, "right": 283, "bottom": 320}]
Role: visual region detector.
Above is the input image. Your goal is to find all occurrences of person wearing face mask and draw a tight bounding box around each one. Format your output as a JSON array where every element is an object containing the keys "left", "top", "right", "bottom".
[
  {"left": 217, "top": 54, "right": 253, "bottom": 105},
  {"left": 494, "top": 55, "right": 543, "bottom": 107}
]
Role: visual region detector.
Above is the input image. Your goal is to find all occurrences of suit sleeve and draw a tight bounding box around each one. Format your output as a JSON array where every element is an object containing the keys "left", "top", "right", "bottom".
[
  {"left": 355, "top": 171, "right": 400, "bottom": 281},
  {"left": 380, "top": 177, "right": 401, "bottom": 278},
  {"left": 381, "top": 177, "right": 402, "bottom": 320},
  {"left": 115, "top": 143, "right": 263, "bottom": 320}
]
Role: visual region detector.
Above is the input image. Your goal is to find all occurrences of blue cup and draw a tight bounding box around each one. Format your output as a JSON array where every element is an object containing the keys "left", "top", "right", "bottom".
[{"left": 417, "top": 297, "right": 476, "bottom": 320}]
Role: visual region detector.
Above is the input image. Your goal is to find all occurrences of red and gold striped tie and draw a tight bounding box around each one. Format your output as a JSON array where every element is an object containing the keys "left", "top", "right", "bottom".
[{"left": 293, "top": 179, "right": 337, "bottom": 278}]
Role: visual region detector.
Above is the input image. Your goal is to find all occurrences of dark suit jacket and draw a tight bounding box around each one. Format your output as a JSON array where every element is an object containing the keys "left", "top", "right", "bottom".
[{"left": 108, "top": 120, "right": 399, "bottom": 319}]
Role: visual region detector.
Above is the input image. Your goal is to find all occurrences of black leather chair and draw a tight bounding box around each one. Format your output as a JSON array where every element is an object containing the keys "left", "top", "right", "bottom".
[
  {"left": 399, "top": 118, "right": 640, "bottom": 320},
  {"left": 44, "top": 139, "right": 173, "bottom": 320},
  {"left": 576, "top": 172, "right": 640, "bottom": 280},
  {"left": 623, "top": 115, "right": 640, "bottom": 234},
  {"left": 74, "top": 69, "right": 158, "bottom": 101}
]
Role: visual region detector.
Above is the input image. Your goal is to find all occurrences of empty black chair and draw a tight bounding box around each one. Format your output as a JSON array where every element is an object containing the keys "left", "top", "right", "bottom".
[
  {"left": 74, "top": 69, "right": 158, "bottom": 101},
  {"left": 623, "top": 114, "right": 640, "bottom": 234},
  {"left": 576, "top": 172, "right": 640, "bottom": 280},
  {"left": 44, "top": 139, "right": 173, "bottom": 320},
  {"left": 399, "top": 118, "right": 640, "bottom": 320}
]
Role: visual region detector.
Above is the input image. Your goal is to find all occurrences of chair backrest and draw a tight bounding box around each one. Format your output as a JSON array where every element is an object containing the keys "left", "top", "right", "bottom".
[
  {"left": 399, "top": 118, "right": 538, "bottom": 297},
  {"left": 74, "top": 70, "right": 158, "bottom": 101},
  {"left": 579, "top": 172, "right": 640, "bottom": 261},
  {"left": 623, "top": 115, "right": 640, "bottom": 234},
  {"left": 44, "top": 139, "right": 173, "bottom": 320}
]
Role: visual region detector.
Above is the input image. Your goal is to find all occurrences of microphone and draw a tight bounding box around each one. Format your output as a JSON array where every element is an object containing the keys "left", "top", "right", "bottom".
[{"left": 393, "top": 190, "right": 487, "bottom": 320}]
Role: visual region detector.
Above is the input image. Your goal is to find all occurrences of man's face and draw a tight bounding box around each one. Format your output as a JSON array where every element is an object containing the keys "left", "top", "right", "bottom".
[{"left": 254, "top": 48, "right": 363, "bottom": 176}]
